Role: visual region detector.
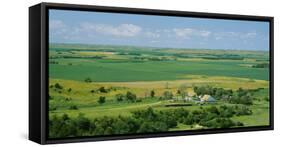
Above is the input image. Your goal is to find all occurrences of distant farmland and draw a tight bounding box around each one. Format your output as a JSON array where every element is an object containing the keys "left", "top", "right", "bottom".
[{"left": 49, "top": 44, "right": 269, "bottom": 82}]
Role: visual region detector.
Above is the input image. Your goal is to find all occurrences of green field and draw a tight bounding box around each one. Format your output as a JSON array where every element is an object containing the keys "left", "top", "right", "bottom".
[{"left": 48, "top": 43, "right": 270, "bottom": 138}]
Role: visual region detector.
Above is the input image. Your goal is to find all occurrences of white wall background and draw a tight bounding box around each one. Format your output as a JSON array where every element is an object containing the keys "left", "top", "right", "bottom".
[{"left": 0, "top": 0, "right": 279, "bottom": 146}]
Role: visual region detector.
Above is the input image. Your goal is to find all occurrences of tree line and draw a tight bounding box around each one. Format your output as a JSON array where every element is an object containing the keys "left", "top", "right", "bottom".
[{"left": 49, "top": 105, "right": 250, "bottom": 138}]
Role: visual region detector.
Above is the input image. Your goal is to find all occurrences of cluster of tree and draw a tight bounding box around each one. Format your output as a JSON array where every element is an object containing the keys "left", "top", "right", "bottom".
[
  {"left": 53, "top": 83, "right": 63, "bottom": 89},
  {"left": 49, "top": 108, "right": 175, "bottom": 138},
  {"left": 49, "top": 113, "right": 92, "bottom": 138},
  {"left": 193, "top": 86, "right": 254, "bottom": 105},
  {"left": 229, "top": 88, "right": 253, "bottom": 105},
  {"left": 50, "top": 83, "right": 74, "bottom": 94},
  {"left": 159, "top": 89, "right": 188, "bottom": 100},
  {"left": 49, "top": 83, "right": 64, "bottom": 93},
  {"left": 202, "top": 57, "right": 244, "bottom": 60},
  {"left": 193, "top": 86, "right": 233, "bottom": 100},
  {"left": 90, "top": 87, "right": 111, "bottom": 93},
  {"left": 252, "top": 63, "right": 269, "bottom": 68},
  {"left": 128, "top": 52, "right": 142, "bottom": 56},
  {"left": 115, "top": 91, "right": 138, "bottom": 102},
  {"left": 49, "top": 105, "right": 250, "bottom": 138},
  {"left": 160, "top": 91, "right": 173, "bottom": 100},
  {"left": 176, "top": 85, "right": 188, "bottom": 98},
  {"left": 172, "top": 53, "right": 192, "bottom": 58},
  {"left": 202, "top": 54, "right": 244, "bottom": 60},
  {"left": 162, "top": 105, "right": 250, "bottom": 128},
  {"left": 59, "top": 55, "right": 104, "bottom": 59},
  {"left": 199, "top": 117, "right": 243, "bottom": 128},
  {"left": 230, "top": 93, "right": 253, "bottom": 105},
  {"left": 132, "top": 56, "right": 175, "bottom": 61}
]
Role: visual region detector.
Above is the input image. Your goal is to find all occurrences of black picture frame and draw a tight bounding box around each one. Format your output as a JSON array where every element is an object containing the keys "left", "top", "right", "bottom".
[{"left": 29, "top": 2, "right": 274, "bottom": 144}]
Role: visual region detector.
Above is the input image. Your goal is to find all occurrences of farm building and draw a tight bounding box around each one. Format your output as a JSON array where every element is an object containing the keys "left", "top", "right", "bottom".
[{"left": 200, "top": 95, "right": 216, "bottom": 102}]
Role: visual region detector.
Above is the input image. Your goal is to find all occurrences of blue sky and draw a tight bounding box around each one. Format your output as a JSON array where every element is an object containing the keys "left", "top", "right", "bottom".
[{"left": 49, "top": 9, "right": 269, "bottom": 51}]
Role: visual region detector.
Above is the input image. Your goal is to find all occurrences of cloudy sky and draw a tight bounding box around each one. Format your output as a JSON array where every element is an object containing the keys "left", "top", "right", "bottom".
[{"left": 49, "top": 9, "right": 269, "bottom": 50}]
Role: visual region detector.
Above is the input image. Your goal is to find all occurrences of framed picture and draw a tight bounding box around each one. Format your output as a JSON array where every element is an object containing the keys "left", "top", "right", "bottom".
[{"left": 29, "top": 2, "right": 274, "bottom": 144}]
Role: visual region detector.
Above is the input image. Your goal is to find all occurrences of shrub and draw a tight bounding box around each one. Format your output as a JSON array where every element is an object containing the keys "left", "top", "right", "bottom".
[
  {"left": 49, "top": 106, "right": 57, "bottom": 111},
  {"left": 252, "top": 63, "right": 269, "bottom": 68},
  {"left": 54, "top": 83, "right": 63, "bottom": 89},
  {"left": 49, "top": 114, "right": 78, "bottom": 138},
  {"left": 69, "top": 105, "right": 78, "bottom": 110},
  {"left": 76, "top": 113, "right": 91, "bottom": 131},
  {"left": 234, "top": 105, "right": 252, "bottom": 116},
  {"left": 49, "top": 95, "right": 53, "bottom": 100},
  {"left": 162, "top": 91, "right": 173, "bottom": 100},
  {"left": 218, "top": 105, "right": 235, "bottom": 117},
  {"left": 199, "top": 118, "right": 236, "bottom": 128},
  {"left": 150, "top": 90, "right": 155, "bottom": 97},
  {"left": 116, "top": 94, "right": 125, "bottom": 102},
  {"left": 98, "top": 96, "right": 106, "bottom": 104},
  {"left": 229, "top": 95, "right": 253, "bottom": 105},
  {"left": 236, "top": 121, "right": 244, "bottom": 126},
  {"left": 84, "top": 77, "right": 92, "bottom": 83},
  {"left": 264, "top": 97, "right": 269, "bottom": 102},
  {"left": 126, "top": 91, "right": 137, "bottom": 102},
  {"left": 99, "top": 87, "right": 107, "bottom": 93}
]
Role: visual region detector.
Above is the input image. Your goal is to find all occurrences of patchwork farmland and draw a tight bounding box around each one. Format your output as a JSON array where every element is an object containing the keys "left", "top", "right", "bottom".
[{"left": 48, "top": 43, "right": 270, "bottom": 138}]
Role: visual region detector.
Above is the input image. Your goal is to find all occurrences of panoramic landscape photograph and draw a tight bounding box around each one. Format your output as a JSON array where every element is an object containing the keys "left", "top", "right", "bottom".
[{"left": 48, "top": 9, "right": 270, "bottom": 138}]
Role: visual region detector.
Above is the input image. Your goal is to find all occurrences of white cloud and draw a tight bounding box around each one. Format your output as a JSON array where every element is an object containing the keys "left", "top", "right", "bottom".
[
  {"left": 144, "top": 31, "right": 160, "bottom": 38},
  {"left": 79, "top": 23, "right": 142, "bottom": 37},
  {"left": 49, "top": 19, "right": 260, "bottom": 47},
  {"left": 241, "top": 32, "right": 257, "bottom": 39},
  {"left": 173, "top": 28, "right": 193, "bottom": 38},
  {"left": 199, "top": 30, "right": 211, "bottom": 37},
  {"left": 173, "top": 28, "right": 211, "bottom": 38},
  {"left": 214, "top": 31, "right": 257, "bottom": 40}
]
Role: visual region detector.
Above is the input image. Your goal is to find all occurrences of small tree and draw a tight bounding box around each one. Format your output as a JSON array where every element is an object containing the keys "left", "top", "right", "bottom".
[
  {"left": 264, "top": 97, "right": 269, "bottom": 102},
  {"left": 163, "top": 91, "right": 173, "bottom": 100},
  {"left": 150, "top": 90, "right": 155, "bottom": 98},
  {"left": 98, "top": 96, "right": 106, "bottom": 104},
  {"left": 69, "top": 105, "right": 78, "bottom": 110},
  {"left": 126, "top": 91, "right": 137, "bottom": 102},
  {"left": 76, "top": 113, "right": 90, "bottom": 131},
  {"left": 54, "top": 83, "right": 63, "bottom": 89},
  {"left": 116, "top": 94, "right": 124, "bottom": 102},
  {"left": 99, "top": 87, "right": 107, "bottom": 93}
]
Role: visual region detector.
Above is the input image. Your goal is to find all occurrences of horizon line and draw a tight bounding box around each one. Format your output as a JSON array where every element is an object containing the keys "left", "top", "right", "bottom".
[{"left": 49, "top": 42, "right": 269, "bottom": 52}]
